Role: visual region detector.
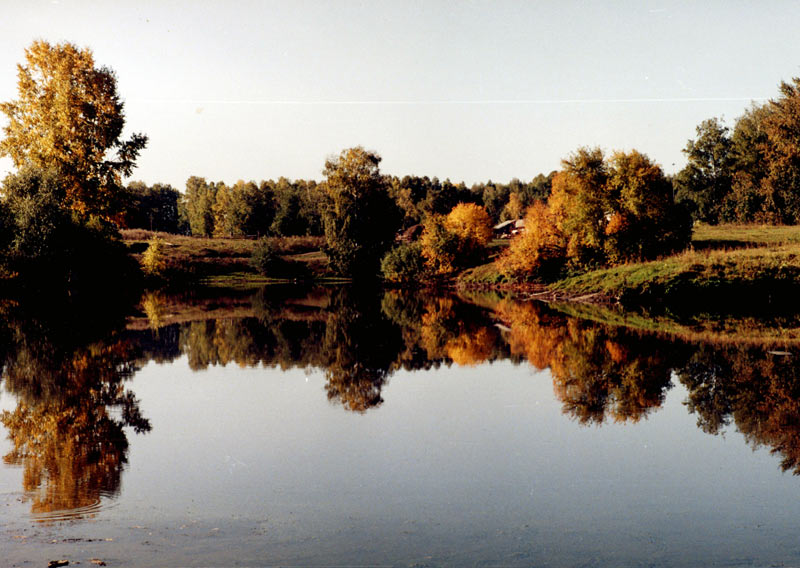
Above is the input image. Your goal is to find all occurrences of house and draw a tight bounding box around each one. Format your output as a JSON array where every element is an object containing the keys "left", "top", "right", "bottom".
[{"left": 493, "top": 219, "right": 525, "bottom": 238}]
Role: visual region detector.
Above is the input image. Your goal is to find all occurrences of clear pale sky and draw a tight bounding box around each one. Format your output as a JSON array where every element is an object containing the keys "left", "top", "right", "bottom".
[{"left": 1, "top": 0, "right": 798, "bottom": 190}]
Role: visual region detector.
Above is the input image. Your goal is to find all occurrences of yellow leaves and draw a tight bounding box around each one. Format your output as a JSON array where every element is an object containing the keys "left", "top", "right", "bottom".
[
  {"left": 497, "top": 201, "right": 564, "bottom": 278},
  {"left": 141, "top": 235, "right": 167, "bottom": 277},
  {"left": 419, "top": 203, "right": 492, "bottom": 275},
  {"left": 0, "top": 41, "right": 146, "bottom": 221},
  {"left": 444, "top": 203, "right": 492, "bottom": 246}
]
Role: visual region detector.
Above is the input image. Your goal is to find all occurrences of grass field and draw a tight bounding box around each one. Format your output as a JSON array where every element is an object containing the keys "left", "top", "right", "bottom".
[
  {"left": 121, "top": 230, "right": 329, "bottom": 283},
  {"left": 692, "top": 223, "right": 800, "bottom": 247}
]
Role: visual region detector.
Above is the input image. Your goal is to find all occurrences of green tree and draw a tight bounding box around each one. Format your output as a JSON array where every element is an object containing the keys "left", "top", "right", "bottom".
[
  {"left": 0, "top": 41, "right": 147, "bottom": 222},
  {"left": 124, "top": 182, "right": 182, "bottom": 233},
  {"left": 182, "top": 177, "right": 217, "bottom": 237},
  {"left": 0, "top": 166, "right": 141, "bottom": 291},
  {"left": 758, "top": 78, "right": 800, "bottom": 223},
  {"left": 603, "top": 150, "right": 691, "bottom": 263},
  {"left": 673, "top": 118, "right": 734, "bottom": 223},
  {"left": 381, "top": 242, "right": 426, "bottom": 283},
  {"left": 419, "top": 214, "right": 463, "bottom": 275},
  {"left": 321, "top": 147, "right": 400, "bottom": 277},
  {"left": 724, "top": 103, "right": 771, "bottom": 222},
  {"left": 547, "top": 147, "right": 608, "bottom": 267},
  {"left": 270, "top": 177, "right": 307, "bottom": 236}
]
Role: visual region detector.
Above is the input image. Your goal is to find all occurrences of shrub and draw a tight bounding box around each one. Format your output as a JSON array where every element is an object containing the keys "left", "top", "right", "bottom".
[
  {"left": 141, "top": 235, "right": 166, "bottom": 276},
  {"left": 381, "top": 242, "right": 426, "bottom": 283},
  {"left": 250, "top": 237, "right": 310, "bottom": 279},
  {"left": 250, "top": 238, "right": 283, "bottom": 275},
  {"left": 420, "top": 215, "right": 463, "bottom": 274}
]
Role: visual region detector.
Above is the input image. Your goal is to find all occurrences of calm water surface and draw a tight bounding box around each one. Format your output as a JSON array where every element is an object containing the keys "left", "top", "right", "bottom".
[{"left": 3, "top": 287, "right": 800, "bottom": 567}]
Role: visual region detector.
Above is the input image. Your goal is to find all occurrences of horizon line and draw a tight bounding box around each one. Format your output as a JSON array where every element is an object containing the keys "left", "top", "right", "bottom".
[{"left": 128, "top": 96, "right": 771, "bottom": 105}]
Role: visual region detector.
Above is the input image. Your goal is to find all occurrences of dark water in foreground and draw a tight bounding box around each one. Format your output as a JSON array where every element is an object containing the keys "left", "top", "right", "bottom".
[{"left": 3, "top": 286, "right": 800, "bottom": 566}]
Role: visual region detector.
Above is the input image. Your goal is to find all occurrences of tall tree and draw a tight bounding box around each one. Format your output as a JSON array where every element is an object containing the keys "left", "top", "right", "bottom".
[
  {"left": 0, "top": 41, "right": 147, "bottom": 221},
  {"left": 321, "top": 147, "right": 400, "bottom": 277},
  {"left": 182, "top": 177, "right": 216, "bottom": 237},
  {"left": 759, "top": 78, "right": 800, "bottom": 223},
  {"left": 673, "top": 118, "right": 734, "bottom": 224}
]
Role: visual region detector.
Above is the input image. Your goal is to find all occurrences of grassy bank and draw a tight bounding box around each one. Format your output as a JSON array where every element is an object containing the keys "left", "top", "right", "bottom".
[
  {"left": 550, "top": 244, "right": 800, "bottom": 308},
  {"left": 551, "top": 225, "right": 800, "bottom": 310},
  {"left": 121, "top": 230, "right": 335, "bottom": 285},
  {"left": 123, "top": 224, "right": 800, "bottom": 309},
  {"left": 458, "top": 224, "right": 800, "bottom": 311}
]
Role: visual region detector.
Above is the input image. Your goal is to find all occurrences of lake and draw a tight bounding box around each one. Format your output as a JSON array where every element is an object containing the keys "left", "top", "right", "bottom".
[{"left": 3, "top": 286, "right": 800, "bottom": 567}]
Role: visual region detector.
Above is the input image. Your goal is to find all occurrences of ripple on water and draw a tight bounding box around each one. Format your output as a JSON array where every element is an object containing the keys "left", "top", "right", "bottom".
[{"left": 28, "top": 490, "right": 119, "bottom": 523}]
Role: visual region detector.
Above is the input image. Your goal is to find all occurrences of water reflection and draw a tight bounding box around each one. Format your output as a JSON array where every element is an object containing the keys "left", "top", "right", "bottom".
[
  {"left": 677, "top": 344, "right": 800, "bottom": 473},
  {"left": 4, "top": 285, "right": 800, "bottom": 521},
  {"left": 0, "top": 301, "right": 150, "bottom": 521}
]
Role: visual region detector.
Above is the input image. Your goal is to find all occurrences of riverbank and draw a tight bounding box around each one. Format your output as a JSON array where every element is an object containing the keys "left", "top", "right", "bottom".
[
  {"left": 121, "top": 230, "right": 334, "bottom": 285},
  {"left": 460, "top": 224, "right": 800, "bottom": 311},
  {"left": 123, "top": 225, "right": 800, "bottom": 312}
]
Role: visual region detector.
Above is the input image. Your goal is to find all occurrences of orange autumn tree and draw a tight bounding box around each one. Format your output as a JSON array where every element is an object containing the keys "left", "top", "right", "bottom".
[
  {"left": 0, "top": 41, "right": 147, "bottom": 222},
  {"left": 420, "top": 203, "right": 493, "bottom": 275},
  {"left": 499, "top": 147, "right": 691, "bottom": 279}
]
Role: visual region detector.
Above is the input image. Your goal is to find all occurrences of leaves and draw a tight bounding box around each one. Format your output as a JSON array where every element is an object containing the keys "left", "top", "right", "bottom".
[
  {"left": 0, "top": 41, "right": 147, "bottom": 221},
  {"left": 321, "top": 147, "right": 400, "bottom": 278}
]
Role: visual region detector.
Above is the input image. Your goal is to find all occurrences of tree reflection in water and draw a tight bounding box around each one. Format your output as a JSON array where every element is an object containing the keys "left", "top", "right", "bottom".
[
  {"left": 6, "top": 285, "right": 800, "bottom": 522},
  {"left": 130, "top": 287, "right": 800, "bottom": 475},
  {"left": 677, "top": 344, "right": 800, "bottom": 474},
  {"left": 0, "top": 300, "right": 150, "bottom": 519}
]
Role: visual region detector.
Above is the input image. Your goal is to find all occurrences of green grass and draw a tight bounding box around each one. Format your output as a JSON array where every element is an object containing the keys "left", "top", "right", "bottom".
[
  {"left": 458, "top": 261, "right": 510, "bottom": 285},
  {"left": 692, "top": 223, "right": 800, "bottom": 247},
  {"left": 121, "top": 230, "right": 330, "bottom": 283},
  {"left": 551, "top": 239, "right": 800, "bottom": 309}
]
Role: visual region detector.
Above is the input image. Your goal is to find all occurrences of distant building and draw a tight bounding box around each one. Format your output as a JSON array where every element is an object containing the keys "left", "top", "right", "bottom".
[
  {"left": 397, "top": 223, "right": 423, "bottom": 243},
  {"left": 493, "top": 219, "right": 525, "bottom": 238}
]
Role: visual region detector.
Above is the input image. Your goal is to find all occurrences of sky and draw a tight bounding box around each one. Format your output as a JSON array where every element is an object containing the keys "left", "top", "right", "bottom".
[{"left": 0, "top": 0, "right": 798, "bottom": 190}]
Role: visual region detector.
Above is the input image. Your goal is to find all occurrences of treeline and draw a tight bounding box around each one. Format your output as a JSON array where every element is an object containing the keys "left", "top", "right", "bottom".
[
  {"left": 675, "top": 77, "right": 800, "bottom": 224},
  {"left": 122, "top": 172, "right": 555, "bottom": 238}
]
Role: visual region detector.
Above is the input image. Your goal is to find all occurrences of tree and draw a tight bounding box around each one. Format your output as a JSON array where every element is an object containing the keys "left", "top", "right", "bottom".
[
  {"left": 124, "top": 182, "right": 182, "bottom": 233},
  {"left": 502, "top": 192, "right": 525, "bottom": 221},
  {"left": 758, "top": 78, "right": 800, "bottom": 223},
  {"left": 673, "top": 118, "right": 734, "bottom": 223},
  {"left": 321, "top": 147, "right": 400, "bottom": 277},
  {"left": 444, "top": 202, "right": 493, "bottom": 263},
  {"left": 0, "top": 166, "right": 142, "bottom": 291},
  {"left": 497, "top": 201, "right": 565, "bottom": 279},
  {"left": 419, "top": 214, "right": 463, "bottom": 275},
  {"left": 270, "top": 177, "right": 307, "bottom": 236},
  {"left": 141, "top": 235, "right": 166, "bottom": 277},
  {"left": 381, "top": 242, "right": 426, "bottom": 283},
  {"left": 445, "top": 203, "right": 493, "bottom": 245},
  {"left": 603, "top": 150, "right": 691, "bottom": 263},
  {"left": 547, "top": 147, "right": 608, "bottom": 267},
  {"left": 500, "top": 147, "right": 690, "bottom": 279},
  {"left": 182, "top": 177, "right": 217, "bottom": 237},
  {"left": 0, "top": 41, "right": 147, "bottom": 221}
]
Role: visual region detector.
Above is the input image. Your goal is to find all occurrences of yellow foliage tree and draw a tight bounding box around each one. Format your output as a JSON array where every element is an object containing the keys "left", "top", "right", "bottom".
[
  {"left": 497, "top": 201, "right": 565, "bottom": 278},
  {"left": 420, "top": 203, "right": 493, "bottom": 275},
  {"left": 444, "top": 202, "right": 493, "bottom": 246},
  {"left": 0, "top": 41, "right": 147, "bottom": 221},
  {"left": 141, "top": 235, "right": 166, "bottom": 277},
  {"left": 499, "top": 147, "right": 691, "bottom": 279}
]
